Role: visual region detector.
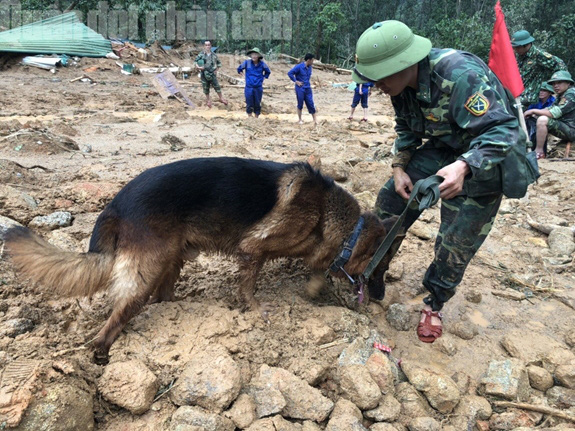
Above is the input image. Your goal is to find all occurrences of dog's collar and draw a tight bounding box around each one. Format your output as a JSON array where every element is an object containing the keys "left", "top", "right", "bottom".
[{"left": 327, "top": 216, "right": 365, "bottom": 282}]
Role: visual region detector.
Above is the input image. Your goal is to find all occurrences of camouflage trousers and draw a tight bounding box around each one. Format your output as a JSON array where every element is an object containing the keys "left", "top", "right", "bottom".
[
  {"left": 201, "top": 73, "right": 222, "bottom": 95},
  {"left": 375, "top": 143, "right": 502, "bottom": 311},
  {"left": 548, "top": 118, "right": 575, "bottom": 142}
]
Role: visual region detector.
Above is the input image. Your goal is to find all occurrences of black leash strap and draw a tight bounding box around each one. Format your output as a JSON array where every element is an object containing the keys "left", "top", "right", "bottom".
[{"left": 361, "top": 175, "right": 444, "bottom": 281}]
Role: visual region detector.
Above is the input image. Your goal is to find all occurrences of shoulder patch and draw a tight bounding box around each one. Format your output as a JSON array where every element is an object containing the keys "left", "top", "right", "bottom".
[{"left": 464, "top": 93, "right": 490, "bottom": 116}]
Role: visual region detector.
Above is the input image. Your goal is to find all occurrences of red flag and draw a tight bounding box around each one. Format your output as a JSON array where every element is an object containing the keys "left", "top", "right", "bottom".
[{"left": 488, "top": 1, "right": 524, "bottom": 98}]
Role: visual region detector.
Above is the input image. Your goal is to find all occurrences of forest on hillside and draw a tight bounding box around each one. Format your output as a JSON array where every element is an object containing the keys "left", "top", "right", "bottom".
[{"left": 11, "top": 0, "right": 575, "bottom": 70}]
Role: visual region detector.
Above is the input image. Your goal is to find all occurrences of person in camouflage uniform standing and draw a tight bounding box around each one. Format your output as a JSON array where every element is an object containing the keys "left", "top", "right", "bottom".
[
  {"left": 352, "top": 21, "right": 537, "bottom": 343},
  {"left": 194, "top": 40, "right": 228, "bottom": 108},
  {"left": 524, "top": 70, "right": 575, "bottom": 159},
  {"left": 511, "top": 30, "right": 567, "bottom": 109}
]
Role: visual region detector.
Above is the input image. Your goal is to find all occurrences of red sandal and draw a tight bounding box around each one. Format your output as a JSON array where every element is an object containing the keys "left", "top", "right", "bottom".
[{"left": 417, "top": 309, "right": 443, "bottom": 343}]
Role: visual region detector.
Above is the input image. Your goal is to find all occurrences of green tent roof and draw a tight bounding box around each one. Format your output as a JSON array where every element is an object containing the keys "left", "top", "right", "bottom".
[{"left": 0, "top": 12, "right": 112, "bottom": 57}]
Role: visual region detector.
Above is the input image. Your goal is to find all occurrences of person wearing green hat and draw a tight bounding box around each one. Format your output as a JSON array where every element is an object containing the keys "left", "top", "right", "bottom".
[
  {"left": 195, "top": 40, "right": 228, "bottom": 108},
  {"left": 524, "top": 70, "right": 575, "bottom": 159},
  {"left": 524, "top": 82, "right": 556, "bottom": 152},
  {"left": 237, "top": 48, "right": 271, "bottom": 117},
  {"left": 510, "top": 29, "right": 567, "bottom": 109},
  {"left": 353, "top": 20, "right": 537, "bottom": 344}
]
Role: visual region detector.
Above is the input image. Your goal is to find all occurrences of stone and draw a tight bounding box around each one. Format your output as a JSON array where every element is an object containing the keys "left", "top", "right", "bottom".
[
  {"left": 452, "top": 395, "right": 492, "bottom": 427},
  {"left": 500, "top": 330, "right": 564, "bottom": 362},
  {"left": 329, "top": 398, "right": 362, "bottom": 421},
  {"left": 480, "top": 359, "right": 529, "bottom": 401},
  {"left": 225, "top": 393, "right": 257, "bottom": 429},
  {"left": 169, "top": 406, "right": 235, "bottom": 431},
  {"left": 448, "top": 320, "right": 478, "bottom": 340},
  {"left": 386, "top": 303, "right": 411, "bottom": 331},
  {"left": 365, "top": 351, "right": 396, "bottom": 394},
  {"left": 0, "top": 319, "right": 35, "bottom": 338},
  {"left": 245, "top": 416, "right": 302, "bottom": 431},
  {"left": 488, "top": 410, "right": 537, "bottom": 430},
  {"left": 339, "top": 364, "right": 382, "bottom": 410},
  {"left": 364, "top": 394, "right": 401, "bottom": 422},
  {"left": 28, "top": 211, "right": 73, "bottom": 231},
  {"left": 98, "top": 360, "right": 159, "bottom": 414},
  {"left": 436, "top": 335, "right": 458, "bottom": 356},
  {"left": 370, "top": 424, "right": 402, "bottom": 431},
  {"left": 395, "top": 382, "right": 433, "bottom": 418},
  {"left": 298, "top": 318, "right": 336, "bottom": 345},
  {"left": 407, "top": 416, "right": 441, "bottom": 431},
  {"left": 0, "top": 215, "right": 23, "bottom": 237},
  {"left": 247, "top": 365, "right": 333, "bottom": 422},
  {"left": 400, "top": 361, "right": 460, "bottom": 414},
  {"left": 555, "top": 364, "right": 575, "bottom": 389},
  {"left": 546, "top": 386, "right": 575, "bottom": 408},
  {"left": 14, "top": 383, "right": 93, "bottom": 431},
  {"left": 171, "top": 344, "right": 241, "bottom": 413},
  {"left": 526, "top": 365, "right": 554, "bottom": 391},
  {"left": 337, "top": 333, "right": 381, "bottom": 367},
  {"left": 547, "top": 227, "right": 575, "bottom": 256},
  {"left": 464, "top": 289, "right": 482, "bottom": 304}
]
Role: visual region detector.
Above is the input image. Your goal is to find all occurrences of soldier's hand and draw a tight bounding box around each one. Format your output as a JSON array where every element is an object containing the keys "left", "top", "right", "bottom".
[
  {"left": 393, "top": 167, "right": 413, "bottom": 200},
  {"left": 437, "top": 160, "right": 470, "bottom": 200}
]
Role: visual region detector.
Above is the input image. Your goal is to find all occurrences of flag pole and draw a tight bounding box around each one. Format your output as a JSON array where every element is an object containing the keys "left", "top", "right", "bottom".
[{"left": 515, "top": 97, "right": 529, "bottom": 134}]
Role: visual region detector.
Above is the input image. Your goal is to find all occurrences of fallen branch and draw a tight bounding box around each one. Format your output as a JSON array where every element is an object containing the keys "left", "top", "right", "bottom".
[{"left": 493, "top": 401, "right": 575, "bottom": 422}]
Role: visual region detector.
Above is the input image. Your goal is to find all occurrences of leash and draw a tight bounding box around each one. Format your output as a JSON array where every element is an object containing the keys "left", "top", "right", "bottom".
[{"left": 361, "top": 175, "right": 444, "bottom": 282}]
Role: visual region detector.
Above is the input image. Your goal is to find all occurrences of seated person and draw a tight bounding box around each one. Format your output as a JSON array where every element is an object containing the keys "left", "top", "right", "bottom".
[
  {"left": 525, "top": 82, "right": 556, "bottom": 149},
  {"left": 524, "top": 70, "right": 575, "bottom": 159}
]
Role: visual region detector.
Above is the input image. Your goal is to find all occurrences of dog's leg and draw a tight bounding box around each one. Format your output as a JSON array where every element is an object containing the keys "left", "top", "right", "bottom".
[
  {"left": 237, "top": 254, "right": 272, "bottom": 321},
  {"left": 149, "top": 258, "right": 183, "bottom": 304},
  {"left": 92, "top": 252, "right": 163, "bottom": 364},
  {"left": 306, "top": 271, "right": 326, "bottom": 298}
]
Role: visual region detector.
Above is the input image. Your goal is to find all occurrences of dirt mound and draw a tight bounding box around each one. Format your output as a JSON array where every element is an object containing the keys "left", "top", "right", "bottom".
[{"left": 0, "top": 129, "right": 79, "bottom": 154}]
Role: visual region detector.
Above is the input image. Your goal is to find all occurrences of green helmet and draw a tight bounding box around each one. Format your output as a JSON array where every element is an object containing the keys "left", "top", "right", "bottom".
[
  {"left": 510, "top": 30, "right": 535, "bottom": 47},
  {"left": 246, "top": 47, "right": 263, "bottom": 59},
  {"left": 352, "top": 20, "right": 432, "bottom": 83},
  {"left": 539, "top": 82, "right": 554, "bottom": 93},
  {"left": 548, "top": 70, "right": 574, "bottom": 85}
]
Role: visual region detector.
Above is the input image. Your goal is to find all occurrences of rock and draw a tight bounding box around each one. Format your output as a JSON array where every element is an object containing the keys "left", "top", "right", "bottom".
[
  {"left": 546, "top": 386, "right": 575, "bottom": 408},
  {"left": 324, "top": 414, "right": 367, "bottom": 431},
  {"left": 565, "top": 330, "right": 575, "bottom": 347},
  {"left": 500, "top": 330, "right": 564, "bottom": 362},
  {"left": 171, "top": 344, "right": 241, "bottom": 413},
  {"left": 45, "top": 230, "right": 81, "bottom": 251},
  {"left": 542, "top": 347, "right": 575, "bottom": 372},
  {"left": 337, "top": 333, "right": 380, "bottom": 367},
  {"left": 451, "top": 395, "right": 492, "bottom": 429},
  {"left": 527, "top": 237, "right": 548, "bottom": 248},
  {"left": 555, "top": 364, "right": 575, "bottom": 389},
  {"left": 400, "top": 361, "right": 460, "bottom": 413},
  {"left": 364, "top": 393, "right": 401, "bottom": 422},
  {"left": 355, "top": 191, "right": 377, "bottom": 210},
  {"left": 526, "top": 365, "right": 554, "bottom": 391},
  {"left": 14, "top": 383, "right": 93, "bottom": 431},
  {"left": 386, "top": 303, "right": 411, "bottom": 331},
  {"left": 395, "top": 382, "right": 433, "bottom": 418},
  {"left": 339, "top": 364, "right": 382, "bottom": 410},
  {"left": 448, "top": 320, "right": 478, "bottom": 340},
  {"left": 407, "top": 416, "right": 440, "bottom": 431},
  {"left": 547, "top": 227, "right": 575, "bottom": 256},
  {"left": 488, "top": 410, "right": 537, "bottom": 430},
  {"left": 409, "top": 221, "right": 435, "bottom": 240},
  {"left": 386, "top": 260, "right": 404, "bottom": 281},
  {"left": 28, "top": 211, "right": 73, "bottom": 231},
  {"left": 247, "top": 364, "right": 333, "bottom": 422},
  {"left": 298, "top": 318, "right": 336, "bottom": 345},
  {"left": 329, "top": 398, "right": 362, "bottom": 420},
  {"left": 98, "top": 359, "right": 159, "bottom": 414},
  {"left": 480, "top": 359, "right": 529, "bottom": 401},
  {"left": 0, "top": 215, "right": 23, "bottom": 237},
  {"left": 365, "top": 351, "right": 396, "bottom": 394},
  {"left": 370, "top": 424, "right": 403, "bottom": 431},
  {"left": 0, "top": 318, "right": 35, "bottom": 338},
  {"left": 245, "top": 416, "right": 302, "bottom": 431},
  {"left": 302, "top": 422, "right": 322, "bottom": 431},
  {"left": 225, "top": 393, "right": 257, "bottom": 429},
  {"left": 0, "top": 185, "right": 38, "bottom": 210},
  {"left": 436, "top": 335, "right": 458, "bottom": 356},
  {"left": 464, "top": 289, "right": 482, "bottom": 304},
  {"left": 169, "top": 406, "right": 235, "bottom": 431}
]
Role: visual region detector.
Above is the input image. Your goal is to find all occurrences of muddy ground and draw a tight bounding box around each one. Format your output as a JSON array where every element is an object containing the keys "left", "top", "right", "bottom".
[{"left": 0, "top": 46, "right": 574, "bottom": 430}]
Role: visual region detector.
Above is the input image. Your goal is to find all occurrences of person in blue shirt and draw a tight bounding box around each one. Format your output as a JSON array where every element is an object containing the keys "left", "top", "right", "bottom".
[
  {"left": 287, "top": 53, "right": 317, "bottom": 125},
  {"left": 524, "top": 82, "right": 556, "bottom": 154},
  {"left": 348, "top": 82, "right": 374, "bottom": 122},
  {"left": 237, "top": 48, "right": 271, "bottom": 118}
]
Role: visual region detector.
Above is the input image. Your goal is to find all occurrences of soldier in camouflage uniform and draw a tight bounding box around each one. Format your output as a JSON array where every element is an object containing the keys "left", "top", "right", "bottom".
[
  {"left": 352, "top": 21, "right": 536, "bottom": 343},
  {"left": 524, "top": 70, "right": 575, "bottom": 159},
  {"left": 510, "top": 30, "right": 567, "bottom": 109},
  {"left": 194, "top": 40, "right": 228, "bottom": 108}
]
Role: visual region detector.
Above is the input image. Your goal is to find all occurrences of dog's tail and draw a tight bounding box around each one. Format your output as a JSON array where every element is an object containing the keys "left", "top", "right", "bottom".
[{"left": 3, "top": 226, "right": 113, "bottom": 297}]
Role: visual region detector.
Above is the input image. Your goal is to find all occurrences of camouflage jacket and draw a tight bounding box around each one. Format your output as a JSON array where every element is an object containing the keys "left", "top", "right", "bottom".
[
  {"left": 549, "top": 86, "right": 575, "bottom": 129},
  {"left": 516, "top": 45, "right": 567, "bottom": 106},
  {"left": 195, "top": 51, "right": 221, "bottom": 74},
  {"left": 391, "top": 48, "right": 534, "bottom": 197}
]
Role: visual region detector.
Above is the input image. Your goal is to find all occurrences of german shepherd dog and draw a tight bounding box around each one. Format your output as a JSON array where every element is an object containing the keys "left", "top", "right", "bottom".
[{"left": 3, "top": 157, "right": 396, "bottom": 363}]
